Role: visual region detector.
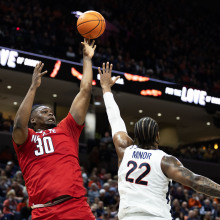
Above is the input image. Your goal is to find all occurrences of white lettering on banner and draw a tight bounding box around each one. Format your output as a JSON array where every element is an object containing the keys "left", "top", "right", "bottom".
[
  {"left": 8, "top": 51, "right": 18, "bottom": 68},
  {"left": 199, "top": 91, "right": 206, "bottom": 106},
  {"left": 181, "top": 87, "right": 207, "bottom": 106},
  {"left": 165, "top": 86, "right": 219, "bottom": 106},
  {"left": 17, "top": 57, "right": 25, "bottom": 64},
  {"left": 174, "top": 89, "right": 181, "bottom": 97},
  {"left": 165, "top": 87, "right": 174, "bottom": 95},
  {"left": 0, "top": 48, "right": 40, "bottom": 68},
  {"left": 0, "top": 49, "right": 10, "bottom": 66},
  {"left": 211, "top": 97, "right": 220, "bottom": 105},
  {"left": 24, "top": 58, "right": 39, "bottom": 67},
  {"left": 206, "top": 96, "right": 211, "bottom": 103}
]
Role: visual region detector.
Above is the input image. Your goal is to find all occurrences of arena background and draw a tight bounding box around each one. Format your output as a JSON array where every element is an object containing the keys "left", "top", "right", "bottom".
[{"left": 0, "top": 0, "right": 220, "bottom": 219}]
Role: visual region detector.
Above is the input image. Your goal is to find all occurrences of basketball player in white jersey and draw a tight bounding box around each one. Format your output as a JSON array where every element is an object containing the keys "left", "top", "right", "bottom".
[{"left": 98, "top": 62, "right": 220, "bottom": 220}]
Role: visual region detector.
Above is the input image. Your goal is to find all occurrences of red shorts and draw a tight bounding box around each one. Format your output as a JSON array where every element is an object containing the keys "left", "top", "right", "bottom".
[{"left": 31, "top": 197, "right": 95, "bottom": 220}]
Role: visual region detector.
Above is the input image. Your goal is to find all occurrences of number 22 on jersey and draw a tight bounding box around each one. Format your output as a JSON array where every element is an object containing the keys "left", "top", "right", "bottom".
[
  {"left": 35, "top": 137, "right": 55, "bottom": 156},
  {"left": 126, "top": 161, "right": 151, "bottom": 186}
]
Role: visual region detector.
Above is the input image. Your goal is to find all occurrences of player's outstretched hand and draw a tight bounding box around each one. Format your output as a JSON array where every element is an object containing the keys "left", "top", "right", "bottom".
[
  {"left": 31, "top": 62, "right": 48, "bottom": 88},
  {"left": 81, "top": 38, "right": 96, "bottom": 59},
  {"left": 98, "top": 62, "right": 120, "bottom": 90}
]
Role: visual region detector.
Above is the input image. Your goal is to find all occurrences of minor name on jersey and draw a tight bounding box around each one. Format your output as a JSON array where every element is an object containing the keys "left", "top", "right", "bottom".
[{"left": 132, "top": 150, "right": 152, "bottom": 160}]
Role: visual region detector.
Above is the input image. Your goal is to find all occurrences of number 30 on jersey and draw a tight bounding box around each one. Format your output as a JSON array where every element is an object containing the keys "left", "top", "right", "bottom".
[{"left": 35, "top": 137, "right": 54, "bottom": 156}]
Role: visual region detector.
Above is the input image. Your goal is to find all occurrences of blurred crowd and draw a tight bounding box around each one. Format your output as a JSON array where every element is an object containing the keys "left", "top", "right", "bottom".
[
  {"left": 162, "top": 144, "right": 220, "bottom": 164},
  {"left": 0, "top": 0, "right": 219, "bottom": 95},
  {"left": 0, "top": 159, "right": 220, "bottom": 220}
]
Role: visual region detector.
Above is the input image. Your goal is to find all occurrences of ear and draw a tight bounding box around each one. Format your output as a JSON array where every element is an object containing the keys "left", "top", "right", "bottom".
[
  {"left": 31, "top": 117, "right": 36, "bottom": 123},
  {"left": 30, "top": 117, "right": 36, "bottom": 127}
]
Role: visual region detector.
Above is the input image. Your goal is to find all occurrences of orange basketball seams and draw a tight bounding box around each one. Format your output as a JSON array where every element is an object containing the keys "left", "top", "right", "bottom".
[{"left": 77, "top": 11, "right": 106, "bottom": 39}]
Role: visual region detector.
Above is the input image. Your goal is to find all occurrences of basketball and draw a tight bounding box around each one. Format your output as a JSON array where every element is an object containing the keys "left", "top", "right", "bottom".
[{"left": 77, "top": 11, "right": 106, "bottom": 39}]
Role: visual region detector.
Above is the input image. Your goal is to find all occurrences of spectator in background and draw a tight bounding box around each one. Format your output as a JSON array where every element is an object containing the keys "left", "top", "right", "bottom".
[
  {"left": 88, "top": 183, "right": 99, "bottom": 204},
  {"left": 107, "top": 187, "right": 118, "bottom": 206},
  {"left": 200, "top": 199, "right": 214, "bottom": 218},
  {"left": 187, "top": 210, "right": 197, "bottom": 220},
  {"left": 193, "top": 208, "right": 200, "bottom": 220},
  {"left": 81, "top": 166, "right": 88, "bottom": 186},
  {"left": 181, "top": 201, "right": 189, "bottom": 217},
  {"left": 203, "top": 211, "right": 212, "bottom": 220},
  {"left": 96, "top": 201, "right": 105, "bottom": 218},
  {"left": 98, "top": 168, "right": 107, "bottom": 186},
  {"left": 3, "top": 189, "right": 17, "bottom": 215},
  {"left": 171, "top": 198, "right": 183, "bottom": 219},
  {"left": 4, "top": 162, "right": 15, "bottom": 179},
  {"left": 0, "top": 176, "right": 9, "bottom": 200},
  {"left": 213, "top": 203, "right": 220, "bottom": 219},
  {"left": 88, "top": 175, "right": 101, "bottom": 189},
  {"left": 172, "top": 186, "right": 186, "bottom": 204},
  {"left": 13, "top": 171, "right": 24, "bottom": 186},
  {"left": 188, "top": 193, "right": 202, "bottom": 209},
  {"left": 100, "top": 131, "right": 113, "bottom": 145},
  {"left": 66, "top": 46, "right": 76, "bottom": 60}
]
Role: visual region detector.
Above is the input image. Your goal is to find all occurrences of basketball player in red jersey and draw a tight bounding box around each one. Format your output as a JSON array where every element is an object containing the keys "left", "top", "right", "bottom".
[{"left": 12, "top": 39, "right": 96, "bottom": 220}]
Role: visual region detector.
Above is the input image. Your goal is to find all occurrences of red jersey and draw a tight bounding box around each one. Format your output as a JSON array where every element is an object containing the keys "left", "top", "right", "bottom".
[{"left": 13, "top": 113, "right": 85, "bottom": 206}]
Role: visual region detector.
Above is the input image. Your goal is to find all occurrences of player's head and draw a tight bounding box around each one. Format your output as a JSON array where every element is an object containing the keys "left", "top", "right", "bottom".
[
  {"left": 30, "top": 105, "right": 56, "bottom": 131},
  {"left": 134, "top": 117, "right": 159, "bottom": 149}
]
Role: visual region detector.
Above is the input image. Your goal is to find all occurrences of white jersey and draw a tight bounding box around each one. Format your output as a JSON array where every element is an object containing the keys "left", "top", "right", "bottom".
[{"left": 118, "top": 145, "right": 172, "bottom": 220}]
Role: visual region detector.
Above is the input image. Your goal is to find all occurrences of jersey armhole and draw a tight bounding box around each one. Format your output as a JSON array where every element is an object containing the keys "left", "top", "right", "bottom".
[
  {"left": 118, "top": 146, "right": 133, "bottom": 172},
  {"left": 12, "top": 129, "right": 31, "bottom": 149},
  {"left": 159, "top": 154, "right": 170, "bottom": 180}
]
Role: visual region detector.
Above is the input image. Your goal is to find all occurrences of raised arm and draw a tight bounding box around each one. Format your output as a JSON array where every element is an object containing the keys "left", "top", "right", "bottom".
[
  {"left": 12, "top": 62, "right": 47, "bottom": 145},
  {"left": 161, "top": 155, "right": 220, "bottom": 198},
  {"left": 70, "top": 39, "right": 96, "bottom": 125},
  {"left": 99, "top": 62, "right": 133, "bottom": 166}
]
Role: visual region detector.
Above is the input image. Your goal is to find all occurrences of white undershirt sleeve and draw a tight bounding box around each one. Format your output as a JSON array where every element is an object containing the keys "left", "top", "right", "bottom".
[{"left": 103, "top": 92, "right": 127, "bottom": 137}]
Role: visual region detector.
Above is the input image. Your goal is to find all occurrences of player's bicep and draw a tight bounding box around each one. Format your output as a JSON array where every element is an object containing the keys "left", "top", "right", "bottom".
[
  {"left": 161, "top": 155, "right": 196, "bottom": 187},
  {"left": 113, "top": 132, "right": 133, "bottom": 161},
  {"left": 12, "top": 125, "right": 28, "bottom": 145}
]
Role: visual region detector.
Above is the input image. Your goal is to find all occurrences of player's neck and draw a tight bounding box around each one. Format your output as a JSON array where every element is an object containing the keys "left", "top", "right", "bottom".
[
  {"left": 141, "top": 144, "right": 158, "bottom": 150},
  {"left": 34, "top": 124, "right": 56, "bottom": 132}
]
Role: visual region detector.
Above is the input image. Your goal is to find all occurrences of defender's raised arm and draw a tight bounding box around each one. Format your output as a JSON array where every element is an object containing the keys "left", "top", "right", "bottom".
[{"left": 99, "top": 62, "right": 133, "bottom": 166}]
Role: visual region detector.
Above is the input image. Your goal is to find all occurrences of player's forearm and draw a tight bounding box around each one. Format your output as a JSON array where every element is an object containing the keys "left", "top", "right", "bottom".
[
  {"left": 80, "top": 57, "right": 93, "bottom": 94},
  {"left": 103, "top": 92, "right": 127, "bottom": 136},
  {"left": 14, "top": 85, "right": 37, "bottom": 129},
  {"left": 191, "top": 175, "right": 220, "bottom": 198}
]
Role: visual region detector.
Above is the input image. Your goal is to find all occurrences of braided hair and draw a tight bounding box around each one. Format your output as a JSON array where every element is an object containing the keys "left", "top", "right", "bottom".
[{"left": 134, "top": 117, "right": 159, "bottom": 149}]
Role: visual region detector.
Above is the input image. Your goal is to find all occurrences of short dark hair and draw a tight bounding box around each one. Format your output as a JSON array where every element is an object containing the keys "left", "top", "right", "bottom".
[
  {"left": 134, "top": 117, "right": 159, "bottom": 148},
  {"left": 31, "top": 105, "right": 42, "bottom": 115},
  {"left": 29, "top": 105, "right": 44, "bottom": 128}
]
